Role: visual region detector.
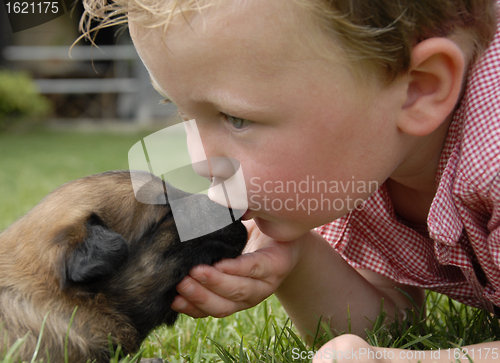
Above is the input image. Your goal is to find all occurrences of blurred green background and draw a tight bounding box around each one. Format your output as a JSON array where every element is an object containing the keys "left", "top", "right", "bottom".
[
  {"left": 0, "top": 0, "right": 180, "bottom": 228},
  {"left": 0, "top": 130, "right": 152, "bottom": 230}
]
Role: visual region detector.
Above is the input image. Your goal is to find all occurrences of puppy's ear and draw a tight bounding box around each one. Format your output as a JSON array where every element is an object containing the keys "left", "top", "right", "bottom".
[{"left": 65, "top": 215, "right": 129, "bottom": 285}]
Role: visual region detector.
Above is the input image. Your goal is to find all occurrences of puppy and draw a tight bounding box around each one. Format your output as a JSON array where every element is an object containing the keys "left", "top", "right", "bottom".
[{"left": 0, "top": 171, "right": 247, "bottom": 362}]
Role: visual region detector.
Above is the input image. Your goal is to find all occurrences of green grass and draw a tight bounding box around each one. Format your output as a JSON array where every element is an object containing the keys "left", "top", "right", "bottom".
[
  {"left": 0, "top": 130, "right": 499, "bottom": 362},
  {"left": 0, "top": 130, "right": 151, "bottom": 230}
]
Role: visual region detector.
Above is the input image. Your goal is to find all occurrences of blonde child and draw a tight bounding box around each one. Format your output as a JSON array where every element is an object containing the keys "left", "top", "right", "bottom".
[{"left": 82, "top": 0, "right": 500, "bottom": 361}]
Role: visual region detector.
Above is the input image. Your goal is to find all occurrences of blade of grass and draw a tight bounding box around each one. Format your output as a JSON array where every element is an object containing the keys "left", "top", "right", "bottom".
[
  {"left": 64, "top": 306, "right": 78, "bottom": 363},
  {"left": 3, "top": 333, "right": 29, "bottom": 362},
  {"left": 30, "top": 311, "right": 50, "bottom": 363}
]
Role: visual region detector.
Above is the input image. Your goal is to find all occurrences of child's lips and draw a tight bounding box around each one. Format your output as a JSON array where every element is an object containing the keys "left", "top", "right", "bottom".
[{"left": 241, "top": 210, "right": 255, "bottom": 221}]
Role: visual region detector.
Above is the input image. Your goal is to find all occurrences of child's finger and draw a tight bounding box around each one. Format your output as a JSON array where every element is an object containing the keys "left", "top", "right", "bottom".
[
  {"left": 171, "top": 295, "right": 209, "bottom": 319},
  {"left": 174, "top": 273, "right": 262, "bottom": 318},
  {"left": 212, "top": 252, "right": 266, "bottom": 278},
  {"left": 174, "top": 275, "right": 236, "bottom": 317},
  {"left": 213, "top": 247, "right": 289, "bottom": 281},
  {"left": 189, "top": 264, "right": 274, "bottom": 303}
]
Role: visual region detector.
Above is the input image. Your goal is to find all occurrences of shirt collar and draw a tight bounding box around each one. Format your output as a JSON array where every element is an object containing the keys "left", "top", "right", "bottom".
[{"left": 427, "top": 25, "right": 500, "bottom": 246}]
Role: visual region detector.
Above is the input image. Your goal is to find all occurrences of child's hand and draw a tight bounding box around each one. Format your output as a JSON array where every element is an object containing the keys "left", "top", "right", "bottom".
[
  {"left": 171, "top": 220, "right": 304, "bottom": 318},
  {"left": 312, "top": 335, "right": 500, "bottom": 363}
]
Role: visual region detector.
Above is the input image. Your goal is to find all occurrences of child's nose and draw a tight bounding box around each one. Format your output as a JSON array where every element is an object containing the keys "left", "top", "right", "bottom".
[
  {"left": 185, "top": 119, "right": 212, "bottom": 181},
  {"left": 210, "top": 157, "right": 240, "bottom": 183},
  {"left": 185, "top": 119, "right": 233, "bottom": 182},
  {"left": 207, "top": 157, "right": 247, "bottom": 212},
  {"left": 184, "top": 120, "right": 247, "bottom": 211}
]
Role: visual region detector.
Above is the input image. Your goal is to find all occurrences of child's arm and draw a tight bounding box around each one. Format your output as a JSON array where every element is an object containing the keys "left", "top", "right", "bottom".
[
  {"left": 273, "top": 230, "right": 424, "bottom": 341},
  {"left": 313, "top": 334, "right": 500, "bottom": 363},
  {"left": 172, "top": 221, "right": 422, "bottom": 341}
]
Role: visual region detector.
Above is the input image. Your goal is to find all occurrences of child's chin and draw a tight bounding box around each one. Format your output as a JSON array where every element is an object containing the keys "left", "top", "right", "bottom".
[
  {"left": 253, "top": 216, "right": 307, "bottom": 242},
  {"left": 241, "top": 210, "right": 255, "bottom": 221}
]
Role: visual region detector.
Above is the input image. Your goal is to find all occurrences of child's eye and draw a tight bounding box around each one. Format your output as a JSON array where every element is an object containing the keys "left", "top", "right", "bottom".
[{"left": 224, "top": 114, "right": 253, "bottom": 130}]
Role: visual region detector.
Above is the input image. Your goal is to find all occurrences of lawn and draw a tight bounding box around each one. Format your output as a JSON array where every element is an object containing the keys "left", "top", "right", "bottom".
[
  {"left": 0, "top": 130, "right": 150, "bottom": 230},
  {"left": 0, "top": 129, "right": 499, "bottom": 362}
]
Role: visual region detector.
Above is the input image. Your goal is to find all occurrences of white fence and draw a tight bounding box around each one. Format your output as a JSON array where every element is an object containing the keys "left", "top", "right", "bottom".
[{"left": 3, "top": 45, "right": 176, "bottom": 121}]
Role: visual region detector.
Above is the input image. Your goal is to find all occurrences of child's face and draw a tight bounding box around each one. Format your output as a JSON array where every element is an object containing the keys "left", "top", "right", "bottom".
[{"left": 130, "top": 0, "right": 410, "bottom": 241}]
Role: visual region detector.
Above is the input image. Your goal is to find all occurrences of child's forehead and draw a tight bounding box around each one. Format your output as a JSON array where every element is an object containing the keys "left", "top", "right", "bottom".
[
  {"left": 130, "top": 0, "right": 319, "bottom": 48},
  {"left": 129, "top": 0, "right": 300, "bottom": 26},
  {"left": 130, "top": 0, "right": 348, "bottom": 81},
  {"left": 131, "top": 0, "right": 336, "bottom": 66},
  {"left": 129, "top": 2, "right": 369, "bottom": 121}
]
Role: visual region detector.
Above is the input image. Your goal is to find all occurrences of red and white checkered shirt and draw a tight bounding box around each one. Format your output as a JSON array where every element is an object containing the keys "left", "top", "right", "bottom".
[{"left": 317, "top": 18, "right": 500, "bottom": 313}]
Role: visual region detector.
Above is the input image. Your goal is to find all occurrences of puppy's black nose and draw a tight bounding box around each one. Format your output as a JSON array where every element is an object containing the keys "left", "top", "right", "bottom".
[{"left": 164, "top": 183, "right": 245, "bottom": 243}]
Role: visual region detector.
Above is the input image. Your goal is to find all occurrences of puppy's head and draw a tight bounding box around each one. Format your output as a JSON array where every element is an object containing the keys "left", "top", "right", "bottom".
[{"left": 52, "top": 171, "right": 247, "bottom": 340}]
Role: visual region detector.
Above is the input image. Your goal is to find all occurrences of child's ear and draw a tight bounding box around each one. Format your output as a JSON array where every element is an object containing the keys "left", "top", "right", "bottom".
[{"left": 398, "top": 37, "right": 466, "bottom": 136}]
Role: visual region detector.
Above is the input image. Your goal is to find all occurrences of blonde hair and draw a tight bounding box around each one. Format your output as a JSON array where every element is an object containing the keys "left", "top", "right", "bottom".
[{"left": 80, "top": 0, "right": 498, "bottom": 79}]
